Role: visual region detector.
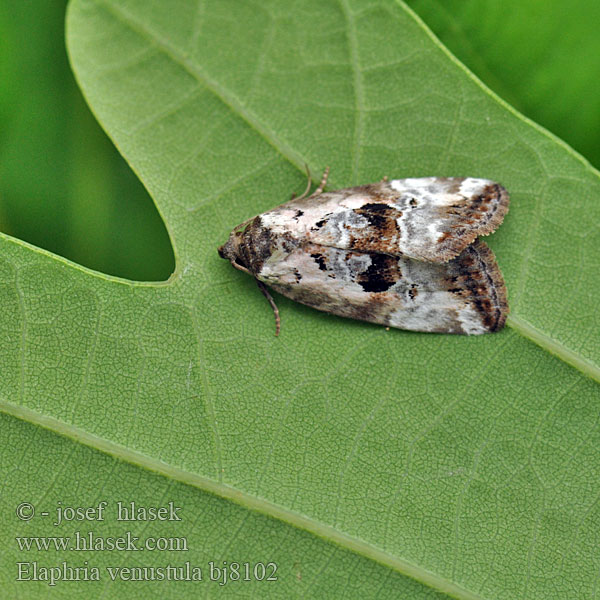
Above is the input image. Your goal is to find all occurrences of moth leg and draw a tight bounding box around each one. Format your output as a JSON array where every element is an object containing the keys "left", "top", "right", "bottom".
[
  {"left": 230, "top": 262, "right": 280, "bottom": 334},
  {"left": 255, "top": 279, "right": 281, "bottom": 336},
  {"left": 311, "top": 166, "right": 330, "bottom": 197},
  {"left": 294, "top": 164, "right": 313, "bottom": 202}
]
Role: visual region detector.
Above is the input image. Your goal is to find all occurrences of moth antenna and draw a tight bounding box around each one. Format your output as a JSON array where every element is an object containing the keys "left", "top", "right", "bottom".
[
  {"left": 294, "top": 164, "right": 313, "bottom": 202},
  {"left": 312, "top": 166, "right": 330, "bottom": 196},
  {"left": 381, "top": 175, "right": 388, "bottom": 182},
  {"left": 256, "top": 279, "right": 281, "bottom": 336}
]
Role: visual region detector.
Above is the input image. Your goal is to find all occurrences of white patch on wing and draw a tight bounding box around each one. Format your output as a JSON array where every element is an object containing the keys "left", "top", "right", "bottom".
[
  {"left": 458, "top": 177, "right": 493, "bottom": 198},
  {"left": 391, "top": 177, "right": 437, "bottom": 191},
  {"left": 456, "top": 304, "right": 487, "bottom": 335},
  {"left": 259, "top": 193, "right": 367, "bottom": 242}
]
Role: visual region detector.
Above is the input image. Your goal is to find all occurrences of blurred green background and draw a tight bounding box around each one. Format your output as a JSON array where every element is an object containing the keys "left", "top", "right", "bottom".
[
  {"left": 0, "top": 1, "right": 174, "bottom": 281},
  {"left": 0, "top": 1, "right": 598, "bottom": 281},
  {"left": 405, "top": 0, "right": 600, "bottom": 167}
]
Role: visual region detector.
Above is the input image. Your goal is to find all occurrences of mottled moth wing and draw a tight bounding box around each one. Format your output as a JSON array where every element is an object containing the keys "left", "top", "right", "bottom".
[
  {"left": 258, "top": 238, "right": 508, "bottom": 334},
  {"left": 218, "top": 172, "right": 510, "bottom": 335},
  {"left": 260, "top": 177, "right": 509, "bottom": 262}
]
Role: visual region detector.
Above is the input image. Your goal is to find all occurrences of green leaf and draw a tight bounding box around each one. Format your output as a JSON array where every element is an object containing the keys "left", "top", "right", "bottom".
[
  {"left": 405, "top": 0, "right": 600, "bottom": 169},
  {"left": 1, "top": 0, "right": 599, "bottom": 597}
]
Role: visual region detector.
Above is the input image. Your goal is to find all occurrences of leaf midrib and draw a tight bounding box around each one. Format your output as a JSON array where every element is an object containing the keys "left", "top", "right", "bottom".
[
  {"left": 86, "top": 0, "right": 311, "bottom": 178},
  {"left": 83, "top": 0, "right": 600, "bottom": 384},
  {"left": 507, "top": 315, "right": 599, "bottom": 382},
  {"left": 0, "top": 397, "right": 484, "bottom": 600}
]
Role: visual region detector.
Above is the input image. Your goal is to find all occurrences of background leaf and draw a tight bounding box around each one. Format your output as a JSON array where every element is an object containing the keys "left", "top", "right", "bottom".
[
  {"left": 406, "top": 0, "right": 600, "bottom": 169},
  {"left": 1, "top": 0, "right": 599, "bottom": 598},
  {"left": 0, "top": 0, "right": 173, "bottom": 280}
]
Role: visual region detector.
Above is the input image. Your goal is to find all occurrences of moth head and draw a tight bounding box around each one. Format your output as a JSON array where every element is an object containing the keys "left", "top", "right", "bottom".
[
  {"left": 218, "top": 218, "right": 263, "bottom": 274},
  {"left": 219, "top": 215, "right": 278, "bottom": 277},
  {"left": 218, "top": 225, "right": 247, "bottom": 265}
]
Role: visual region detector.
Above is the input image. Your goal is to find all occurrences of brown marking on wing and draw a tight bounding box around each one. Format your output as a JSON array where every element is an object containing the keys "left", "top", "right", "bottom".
[
  {"left": 350, "top": 203, "right": 403, "bottom": 254},
  {"left": 435, "top": 183, "right": 510, "bottom": 262},
  {"left": 446, "top": 239, "right": 509, "bottom": 331}
]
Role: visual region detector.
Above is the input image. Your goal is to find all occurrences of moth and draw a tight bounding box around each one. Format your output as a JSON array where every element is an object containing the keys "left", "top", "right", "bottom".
[{"left": 218, "top": 168, "right": 509, "bottom": 335}]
